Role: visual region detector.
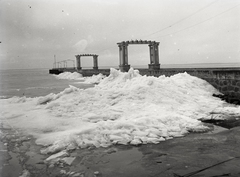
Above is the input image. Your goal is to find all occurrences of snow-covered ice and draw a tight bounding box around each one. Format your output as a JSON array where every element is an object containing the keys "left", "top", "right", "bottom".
[
  {"left": 82, "top": 73, "right": 106, "bottom": 84},
  {"left": 54, "top": 71, "right": 106, "bottom": 84},
  {"left": 0, "top": 68, "right": 239, "bottom": 155},
  {"left": 54, "top": 72, "right": 84, "bottom": 80}
]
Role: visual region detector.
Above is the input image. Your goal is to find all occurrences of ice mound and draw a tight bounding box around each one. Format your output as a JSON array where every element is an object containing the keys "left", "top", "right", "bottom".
[
  {"left": 83, "top": 73, "right": 106, "bottom": 84},
  {"left": 54, "top": 72, "right": 83, "bottom": 80},
  {"left": 1, "top": 68, "right": 236, "bottom": 154},
  {"left": 54, "top": 71, "right": 106, "bottom": 84}
]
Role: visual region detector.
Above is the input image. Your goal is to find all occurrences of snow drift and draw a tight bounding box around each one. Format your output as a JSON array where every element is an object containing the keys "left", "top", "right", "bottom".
[{"left": 1, "top": 68, "right": 239, "bottom": 154}]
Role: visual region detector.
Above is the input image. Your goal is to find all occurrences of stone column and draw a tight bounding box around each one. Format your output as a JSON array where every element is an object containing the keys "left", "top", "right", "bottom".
[
  {"left": 118, "top": 43, "right": 130, "bottom": 72},
  {"left": 75, "top": 55, "right": 82, "bottom": 70},
  {"left": 148, "top": 42, "right": 160, "bottom": 70},
  {"left": 149, "top": 44, "right": 154, "bottom": 64},
  {"left": 152, "top": 43, "right": 156, "bottom": 64},
  {"left": 118, "top": 45, "right": 124, "bottom": 65},
  {"left": 154, "top": 43, "right": 160, "bottom": 64},
  {"left": 124, "top": 45, "right": 128, "bottom": 65},
  {"left": 93, "top": 55, "right": 98, "bottom": 70}
]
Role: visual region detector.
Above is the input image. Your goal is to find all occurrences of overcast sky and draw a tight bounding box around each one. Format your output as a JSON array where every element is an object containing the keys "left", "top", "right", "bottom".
[{"left": 0, "top": 0, "right": 240, "bottom": 69}]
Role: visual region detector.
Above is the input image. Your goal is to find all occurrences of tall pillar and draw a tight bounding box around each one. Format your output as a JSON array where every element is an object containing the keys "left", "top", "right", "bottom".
[
  {"left": 118, "top": 45, "right": 124, "bottom": 65},
  {"left": 75, "top": 55, "right": 82, "bottom": 70},
  {"left": 93, "top": 55, "right": 98, "bottom": 70},
  {"left": 149, "top": 44, "right": 154, "bottom": 64},
  {"left": 154, "top": 43, "right": 160, "bottom": 64},
  {"left": 124, "top": 45, "right": 128, "bottom": 65},
  {"left": 148, "top": 42, "right": 160, "bottom": 70},
  {"left": 118, "top": 43, "right": 130, "bottom": 72},
  {"left": 152, "top": 43, "right": 156, "bottom": 64}
]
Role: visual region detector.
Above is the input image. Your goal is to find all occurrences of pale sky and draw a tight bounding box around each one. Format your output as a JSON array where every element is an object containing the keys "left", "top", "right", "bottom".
[{"left": 0, "top": 0, "right": 240, "bottom": 69}]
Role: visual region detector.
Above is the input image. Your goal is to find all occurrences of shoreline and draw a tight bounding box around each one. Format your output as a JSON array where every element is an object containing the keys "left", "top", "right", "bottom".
[{"left": 1, "top": 121, "right": 240, "bottom": 177}]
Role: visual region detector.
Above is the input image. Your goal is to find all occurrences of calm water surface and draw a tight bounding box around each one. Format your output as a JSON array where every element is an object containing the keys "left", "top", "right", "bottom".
[{"left": 0, "top": 68, "right": 92, "bottom": 98}]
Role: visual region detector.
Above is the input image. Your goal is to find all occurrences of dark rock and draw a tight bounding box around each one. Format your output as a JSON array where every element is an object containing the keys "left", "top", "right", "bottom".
[
  {"left": 201, "top": 117, "right": 240, "bottom": 129},
  {"left": 212, "top": 94, "right": 240, "bottom": 105}
]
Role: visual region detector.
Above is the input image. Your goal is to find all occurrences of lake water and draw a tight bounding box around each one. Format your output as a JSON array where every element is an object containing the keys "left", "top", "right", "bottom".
[{"left": 0, "top": 68, "right": 92, "bottom": 98}]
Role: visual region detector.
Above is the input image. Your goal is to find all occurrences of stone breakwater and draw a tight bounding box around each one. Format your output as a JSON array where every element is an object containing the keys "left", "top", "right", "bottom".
[
  {"left": 138, "top": 68, "right": 240, "bottom": 104},
  {"left": 205, "top": 70, "right": 240, "bottom": 103}
]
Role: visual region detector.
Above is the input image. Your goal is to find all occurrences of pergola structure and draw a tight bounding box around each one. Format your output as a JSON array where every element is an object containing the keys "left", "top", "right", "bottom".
[
  {"left": 75, "top": 54, "right": 99, "bottom": 70},
  {"left": 117, "top": 40, "right": 160, "bottom": 72}
]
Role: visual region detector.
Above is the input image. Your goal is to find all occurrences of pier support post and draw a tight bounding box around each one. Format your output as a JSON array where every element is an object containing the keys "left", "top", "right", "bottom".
[
  {"left": 93, "top": 55, "right": 98, "bottom": 70},
  {"left": 75, "top": 55, "right": 82, "bottom": 70}
]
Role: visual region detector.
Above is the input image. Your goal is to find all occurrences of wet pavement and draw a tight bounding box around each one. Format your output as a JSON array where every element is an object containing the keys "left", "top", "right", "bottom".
[{"left": 1, "top": 121, "right": 240, "bottom": 177}]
